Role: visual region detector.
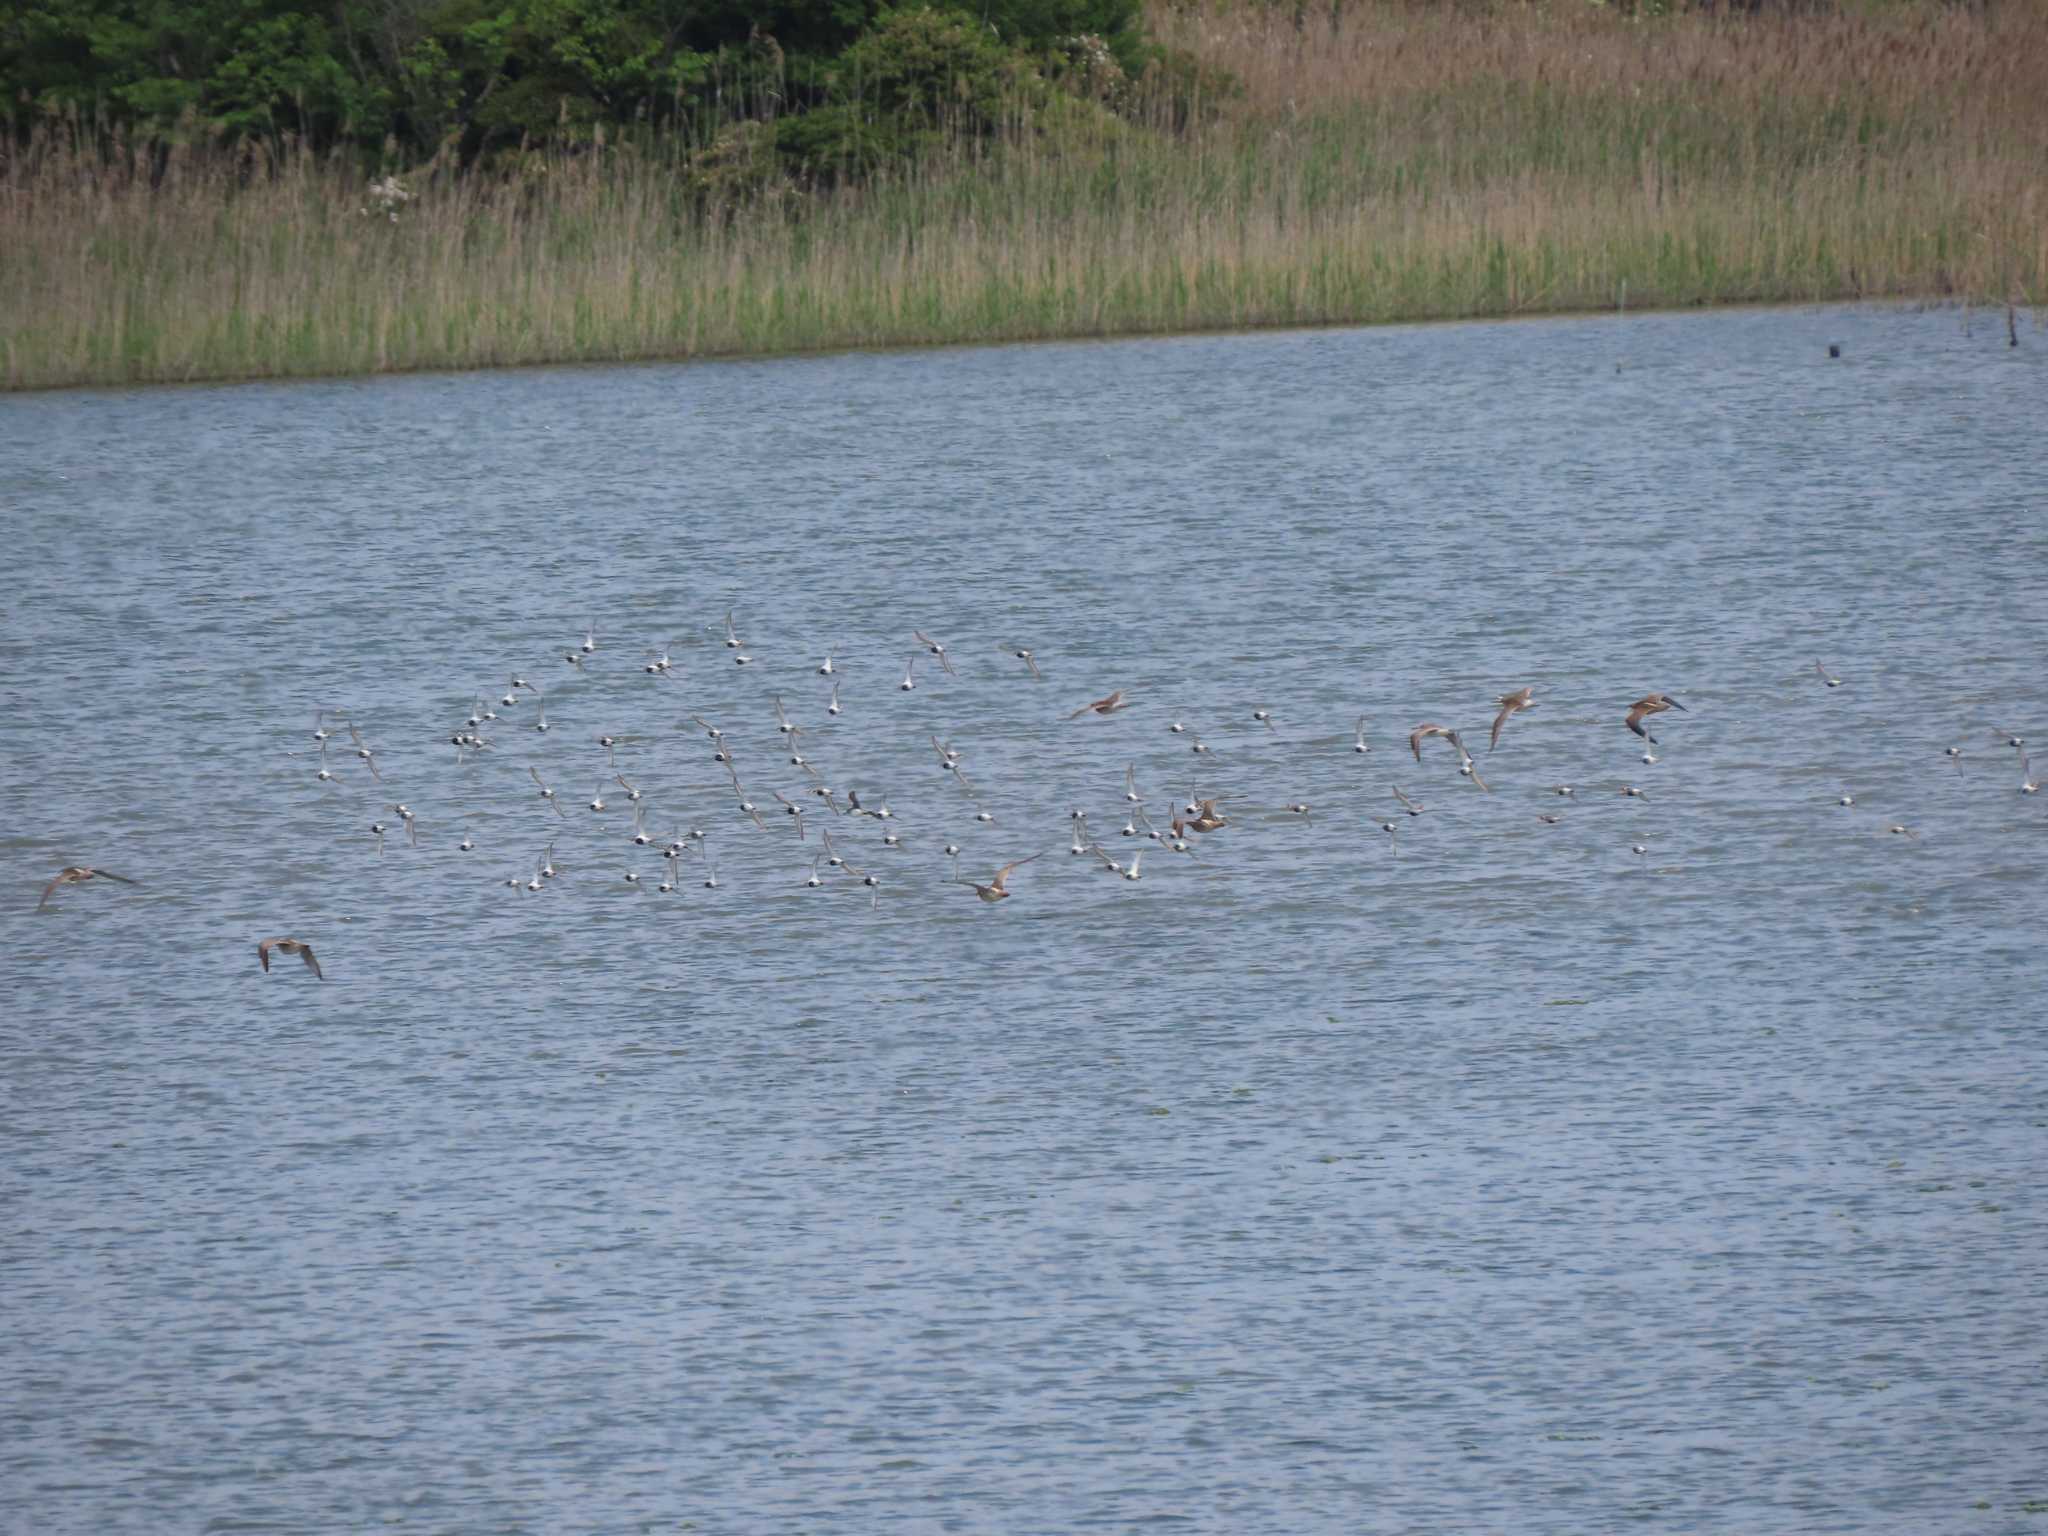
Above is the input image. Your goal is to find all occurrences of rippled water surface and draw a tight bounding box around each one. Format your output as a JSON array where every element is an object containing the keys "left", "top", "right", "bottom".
[{"left": 4, "top": 305, "right": 2046, "bottom": 1532}]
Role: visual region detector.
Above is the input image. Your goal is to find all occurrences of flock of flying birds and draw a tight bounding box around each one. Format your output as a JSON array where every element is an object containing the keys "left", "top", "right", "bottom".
[{"left": 32, "top": 623, "right": 2042, "bottom": 979}]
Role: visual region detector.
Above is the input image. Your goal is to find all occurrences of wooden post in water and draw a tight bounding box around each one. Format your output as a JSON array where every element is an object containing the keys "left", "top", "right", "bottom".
[
  {"left": 2010, "top": 303, "right": 2020, "bottom": 348},
  {"left": 1615, "top": 280, "right": 1627, "bottom": 373}
]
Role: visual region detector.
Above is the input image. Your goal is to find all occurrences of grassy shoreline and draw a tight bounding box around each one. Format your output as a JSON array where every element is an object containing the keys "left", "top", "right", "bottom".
[{"left": 6, "top": 1, "right": 2044, "bottom": 393}]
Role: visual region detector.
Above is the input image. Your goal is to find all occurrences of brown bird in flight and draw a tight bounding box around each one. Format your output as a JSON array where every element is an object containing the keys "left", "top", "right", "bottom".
[
  {"left": 1625, "top": 693, "right": 1687, "bottom": 742},
  {"left": 37, "top": 865, "right": 139, "bottom": 911},
  {"left": 1409, "top": 723, "right": 1456, "bottom": 762},
  {"left": 257, "top": 937, "right": 324, "bottom": 979},
  {"left": 1490, "top": 687, "right": 1536, "bottom": 751},
  {"left": 957, "top": 852, "right": 1046, "bottom": 903},
  {"left": 1068, "top": 690, "right": 1131, "bottom": 720}
]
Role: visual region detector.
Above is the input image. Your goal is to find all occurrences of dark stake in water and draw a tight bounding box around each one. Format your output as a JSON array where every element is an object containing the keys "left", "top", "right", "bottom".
[{"left": 3, "top": 304, "right": 2044, "bottom": 1532}]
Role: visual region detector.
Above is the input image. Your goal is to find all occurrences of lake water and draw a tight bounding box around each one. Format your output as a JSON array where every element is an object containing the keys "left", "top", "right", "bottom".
[{"left": 3, "top": 304, "right": 2045, "bottom": 1532}]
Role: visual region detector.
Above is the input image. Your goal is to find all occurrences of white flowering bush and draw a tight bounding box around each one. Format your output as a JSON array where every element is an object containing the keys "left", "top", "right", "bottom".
[
  {"left": 360, "top": 175, "right": 414, "bottom": 222},
  {"left": 1057, "top": 32, "right": 1129, "bottom": 108}
]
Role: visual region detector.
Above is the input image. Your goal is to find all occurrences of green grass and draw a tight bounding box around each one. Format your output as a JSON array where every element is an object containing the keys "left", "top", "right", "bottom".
[{"left": 4, "top": 0, "right": 2043, "bottom": 390}]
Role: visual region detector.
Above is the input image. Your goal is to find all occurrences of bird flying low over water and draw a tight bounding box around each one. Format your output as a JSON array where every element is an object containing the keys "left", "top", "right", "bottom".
[
  {"left": 1001, "top": 645, "right": 1043, "bottom": 680},
  {"left": 1069, "top": 690, "right": 1131, "bottom": 720},
  {"left": 37, "top": 865, "right": 139, "bottom": 911},
  {"left": 1450, "top": 732, "right": 1490, "bottom": 790},
  {"left": 1625, "top": 693, "right": 1687, "bottom": 742},
  {"left": 957, "top": 852, "right": 1046, "bottom": 903},
  {"left": 257, "top": 937, "right": 324, "bottom": 979},
  {"left": 1491, "top": 687, "right": 1536, "bottom": 751},
  {"left": 1815, "top": 661, "right": 1842, "bottom": 688},
  {"left": 1409, "top": 723, "right": 1456, "bottom": 762}
]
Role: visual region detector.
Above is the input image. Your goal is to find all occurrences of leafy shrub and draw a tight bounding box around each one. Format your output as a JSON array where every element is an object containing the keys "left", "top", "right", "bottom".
[{"left": 830, "top": 7, "right": 1046, "bottom": 134}]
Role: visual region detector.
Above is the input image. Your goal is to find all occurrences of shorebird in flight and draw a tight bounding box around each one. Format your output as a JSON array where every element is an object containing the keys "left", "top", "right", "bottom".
[
  {"left": 2020, "top": 755, "right": 2040, "bottom": 794},
  {"left": 1069, "top": 690, "right": 1130, "bottom": 720},
  {"left": 1353, "top": 717, "right": 1372, "bottom": 755},
  {"left": 1490, "top": 687, "right": 1535, "bottom": 751},
  {"left": 257, "top": 937, "right": 323, "bottom": 979},
  {"left": 1002, "top": 645, "right": 1043, "bottom": 680},
  {"left": 1449, "top": 731, "right": 1489, "bottom": 790},
  {"left": 347, "top": 723, "right": 382, "bottom": 782},
  {"left": 1408, "top": 724, "right": 1456, "bottom": 762},
  {"left": 530, "top": 766, "right": 565, "bottom": 816},
  {"left": 1084, "top": 843, "right": 1126, "bottom": 876},
  {"left": 722, "top": 610, "right": 742, "bottom": 649},
  {"left": 772, "top": 791, "right": 808, "bottom": 839},
  {"left": 913, "top": 631, "right": 957, "bottom": 676},
  {"left": 827, "top": 681, "right": 842, "bottom": 716},
  {"left": 731, "top": 776, "right": 769, "bottom": 833},
  {"left": 1392, "top": 785, "right": 1425, "bottom": 817},
  {"left": 1625, "top": 693, "right": 1686, "bottom": 743},
  {"left": 839, "top": 863, "right": 882, "bottom": 909},
  {"left": 956, "top": 852, "right": 1046, "bottom": 903},
  {"left": 1252, "top": 709, "right": 1275, "bottom": 731},
  {"left": 900, "top": 655, "right": 918, "bottom": 692},
  {"left": 37, "top": 865, "right": 139, "bottom": 912},
  {"left": 1815, "top": 661, "right": 1842, "bottom": 688}
]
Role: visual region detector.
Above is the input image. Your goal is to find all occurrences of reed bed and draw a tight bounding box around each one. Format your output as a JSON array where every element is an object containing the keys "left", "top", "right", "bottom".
[{"left": 4, "top": 1, "right": 2044, "bottom": 390}]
